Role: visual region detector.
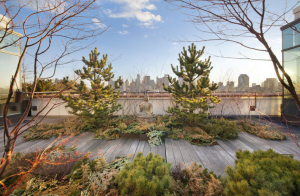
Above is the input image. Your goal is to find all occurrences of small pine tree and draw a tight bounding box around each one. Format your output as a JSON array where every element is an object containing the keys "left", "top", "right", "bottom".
[
  {"left": 61, "top": 47, "right": 123, "bottom": 129},
  {"left": 164, "top": 43, "right": 220, "bottom": 126}
]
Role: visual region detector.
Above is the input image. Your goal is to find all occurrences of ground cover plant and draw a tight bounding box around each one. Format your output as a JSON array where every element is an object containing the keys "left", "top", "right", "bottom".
[
  {"left": 237, "top": 120, "right": 290, "bottom": 140},
  {"left": 24, "top": 117, "right": 89, "bottom": 141},
  {"left": 3, "top": 148, "right": 300, "bottom": 196},
  {"left": 223, "top": 149, "right": 300, "bottom": 196}
]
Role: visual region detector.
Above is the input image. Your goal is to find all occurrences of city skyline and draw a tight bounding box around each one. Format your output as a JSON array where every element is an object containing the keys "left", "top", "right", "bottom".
[{"left": 108, "top": 73, "right": 282, "bottom": 93}]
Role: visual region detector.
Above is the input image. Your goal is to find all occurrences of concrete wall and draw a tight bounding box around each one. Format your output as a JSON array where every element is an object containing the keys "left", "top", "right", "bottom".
[{"left": 31, "top": 96, "right": 282, "bottom": 117}]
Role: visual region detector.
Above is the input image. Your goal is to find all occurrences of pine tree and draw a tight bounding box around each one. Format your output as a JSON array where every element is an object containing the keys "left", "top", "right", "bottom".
[
  {"left": 61, "top": 47, "right": 123, "bottom": 129},
  {"left": 164, "top": 43, "right": 220, "bottom": 126}
]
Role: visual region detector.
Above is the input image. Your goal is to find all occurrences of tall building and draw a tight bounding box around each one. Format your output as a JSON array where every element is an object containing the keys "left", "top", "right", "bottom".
[
  {"left": 238, "top": 74, "right": 249, "bottom": 91},
  {"left": 136, "top": 74, "right": 140, "bottom": 91},
  {"left": 0, "top": 14, "right": 23, "bottom": 126},
  {"left": 226, "top": 81, "right": 235, "bottom": 92},
  {"left": 263, "top": 78, "right": 278, "bottom": 92},
  {"left": 217, "top": 82, "right": 224, "bottom": 92},
  {"left": 281, "top": 6, "right": 300, "bottom": 117}
]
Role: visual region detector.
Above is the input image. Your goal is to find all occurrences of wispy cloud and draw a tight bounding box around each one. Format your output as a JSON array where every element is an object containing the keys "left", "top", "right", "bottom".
[
  {"left": 119, "top": 30, "right": 129, "bottom": 35},
  {"left": 92, "top": 18, "right": 107, "bottom": 29},
  {"left": 122, "top": 24, "right": 129, "bottom": 28},
  {"left": 104, "top": 0, "right": 162, "bottom": 28},
  {"left": 144, "top": 34, "right": 148, "bottom": 38},
  {"left": 173, "top": 43, "right": 178, "bottom": 45}
]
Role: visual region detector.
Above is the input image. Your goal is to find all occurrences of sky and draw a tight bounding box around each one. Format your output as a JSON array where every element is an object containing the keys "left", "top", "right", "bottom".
[{"left": 2, "top": 0, "right": 299, "bottom": 87}]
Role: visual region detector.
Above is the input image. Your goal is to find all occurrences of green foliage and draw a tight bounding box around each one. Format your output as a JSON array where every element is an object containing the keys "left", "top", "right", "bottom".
[
  {"left": 115, "top": 152, "right": 173, "bottom": 196},
  {"left": 223, "top": 149, "right": 300, "bottom": 196},
  {"left": 164, "top": 43, "right": 220, "bottom": 127},
  {"left": 147, "top": 130, "right": 164, "bottom": 147},
  {"left": 200, "top": 118, "right": 238, "bottom": 139},
  {"left": 25, "top": 79, "right": 57, "bottom": 92},
  {"left": 61, "top": 47, "right": 123, "bottom": 129}
]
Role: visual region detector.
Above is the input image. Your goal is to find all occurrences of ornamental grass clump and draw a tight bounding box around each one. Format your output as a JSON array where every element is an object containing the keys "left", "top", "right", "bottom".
[
  {"left": 237, "top": 120, "right": 288, "bottom": 140},
  {"left": 115, "top": 152, "right": 173, "bottom": 196},
  {"left": 223, "top": 149, "right": 300, "bottom": 196},
  {"left": 24, "top": 117, "right": 85, "bottom": 141}
]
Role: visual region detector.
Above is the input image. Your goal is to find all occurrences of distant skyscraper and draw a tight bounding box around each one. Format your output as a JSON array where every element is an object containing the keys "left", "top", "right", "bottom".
[
  {"left": 226, "top": 81, "right": 234, "bottom": 92},
  {"left": 238, "top": 74, "right": 249, "bottom": 91},
  {"left": 252, "top": 83, "right": 256, "bottom": 87},
  {"left": 263, "top": 78, "right": 278, "bottom": 92},
  {"left": 136, "top": 74, "right": 141, "bottom": 91}
]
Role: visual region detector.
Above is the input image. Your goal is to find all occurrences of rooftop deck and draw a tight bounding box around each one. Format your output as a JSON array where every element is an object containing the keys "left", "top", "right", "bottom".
[{"left": 1, "top": 117, "right": 299, "bottom": 177}]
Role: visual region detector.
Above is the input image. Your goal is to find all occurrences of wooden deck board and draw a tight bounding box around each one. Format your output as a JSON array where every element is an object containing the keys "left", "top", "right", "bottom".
[
  {"left": 143, "top": 141, "right": 151, "bottom": 157},
  {"left": 134, "top": 140, "right": 145, "bottom": 159},
  {"left": 157, "top": 141, "right": 166, "bottom": 159},
  {"left": 165, "top": 138, "right": 175, "bottom": 165},
  {"left": 118, "top": 138, "right": 134, "bottom": 158},
  {"left": 127, "top": 139, "right": 140, "bottom": 160},
  {"left": 183, "top": 140, "right": 202, "bottom": 166},
  {"left": 192, "top": 145, "right": 211, "bottom": 170},
  {"left": 106, "top": 138, "right": 129, "bottom": 162},
  {"left": 171, "top": 139, "right": 184, "bottom": 165},
  {"left": 178, "top": 140, "right": 193, "bottom": 166}
]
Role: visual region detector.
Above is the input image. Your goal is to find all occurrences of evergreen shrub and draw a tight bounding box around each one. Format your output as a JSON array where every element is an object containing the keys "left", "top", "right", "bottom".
[
  {"left": 115, "top": 152, "right": 173, "bottom": 196},
  {"left": 224, "top": 149, "right": 300, "bottom": 196}
]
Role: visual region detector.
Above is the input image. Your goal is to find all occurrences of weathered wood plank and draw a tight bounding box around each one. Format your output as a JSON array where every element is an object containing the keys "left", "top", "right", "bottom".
[
  {"left": 75, "top": 134, "right": 95, "bottom": 151},
  {"left": 216, "top": 139, "right": 236, "bottom": 160},
  {"left": 118, "top": 138, "right": 134, "bottom": 158},
  {"left": 237, "top": 137, "right": 261, "bottom": 151},
  {"left": 127, "top": 139, "right": 140, "bottom": 160},
  {"left": 204, "top": 146, "right": 227, "bottom": 177},
  {"left": 178, "top": 140, "right": 192, "bottom": 166},
  {"left": 157, "top": 141, "right": 166, "bottom": 159},
  {"left": 183, "top": 140, "right": 202, "bottom": 166},
  {"left": 78, "top": 139, "right": 100, "bottom": 153},
  {"left": 134, "top": 140, "right": 145, "bottom": 159},
  {"left": 106, "top": 138, "right": 129, "bottom": 163},
  {"left": 171, "top": 139, "right": 184, "bottom": 165},
  {"left": 90, "top": 139, "right": 112, "bottom": 159},
  {"left": 103, "top": 139, "right": 123, "bottom": 160},
  {"left": 143, "top": 141, "right": 151, "bottom": 157},
  {"left": 85, "top": 139, "right": 103, "bottom": 153},
  {"left": 238, "top": 133, "right": 270, "bottom": 151},
  {"left": 192, "top": 145, "right": 211, "bottom": 170},
  {"left": 228, "top": 138, "right": 254, "bottom": 152},
  {"left": 165, "top": 138, "right": 175, "bottom": 165},
  {"left": 150, "top": 145, "right": 158, "bottom": 155},
  {"left": 214, "top": 145, "right": 235, "bottom": 167}
]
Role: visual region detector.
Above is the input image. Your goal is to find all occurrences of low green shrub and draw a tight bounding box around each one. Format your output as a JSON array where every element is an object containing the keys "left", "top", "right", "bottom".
[
  {"left": 115, "top": 152, "right": 173, "bottom": 196},
  {"left": 200, "top": 118, "right": 238, "bottom": 140},
  {"left": 223, "top": 149, "right": 300, "bottom": 196}
]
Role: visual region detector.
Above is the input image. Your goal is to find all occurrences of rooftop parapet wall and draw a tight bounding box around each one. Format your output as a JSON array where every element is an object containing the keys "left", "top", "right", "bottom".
[{"left": 30, "top": 95, "right": 282, "bottom": 117}]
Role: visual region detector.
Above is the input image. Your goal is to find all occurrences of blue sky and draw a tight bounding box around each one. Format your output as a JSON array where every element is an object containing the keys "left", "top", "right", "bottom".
[{"left": 2, "top": 0, "right": 299, "bottom": 87}]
